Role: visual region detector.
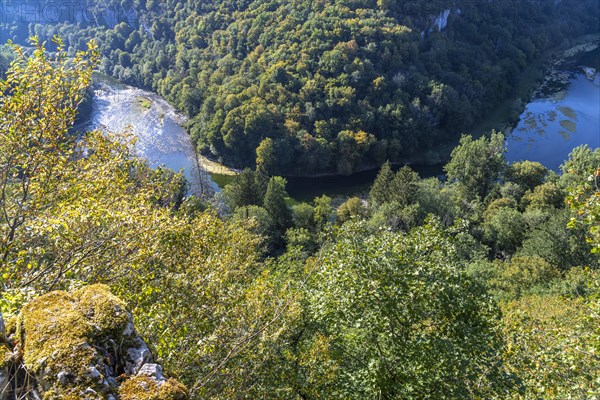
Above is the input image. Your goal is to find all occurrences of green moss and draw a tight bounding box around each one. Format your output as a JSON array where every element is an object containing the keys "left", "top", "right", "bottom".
[
  {"left": 44, "top": 389, "right": 104, "bottom": 400},
  {"left": 19, "top": 290, "right": 95, "bottom": 378},
  {"left": 159, "top": 378, "right": 189, "bottom": 400},
  {"left": 4, "top": 314, "right": 17, "bottom": 338},
  {"left": 119, "top": 376, "right": 160, "bottom": 400},
  {"left": 17, "top": 285, "right": 188, "bottom": 398},
  {"left": 18, "top": 285, "right": 135, "bottom": 397},
  {"left": 73, "top": 284, "right": 130, "bottom": 341},
  {"left": 119, "top": 376, "right": 189, "bottom": 400},
  {"left": 0, "top": 342, "right": 12, "bottom": 369}
]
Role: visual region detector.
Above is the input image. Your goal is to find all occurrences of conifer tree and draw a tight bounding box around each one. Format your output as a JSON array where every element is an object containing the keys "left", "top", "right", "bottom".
[
  {"left": 390, "top": 165, "right": 419, "bottom": 207},
  {"left": 223, "top": 168, "right": 263, "bottom": 210},
  {"left": 263, "top": 176, "right": 292, "bottom": 234},
  {"left": 369, "top": 161, "right": 394, "bottom": 206}
]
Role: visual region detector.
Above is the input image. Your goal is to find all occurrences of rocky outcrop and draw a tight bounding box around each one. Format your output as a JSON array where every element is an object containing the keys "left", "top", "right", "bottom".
[{"left": 0, "top": 285, "right": 187, "bottom": 400}]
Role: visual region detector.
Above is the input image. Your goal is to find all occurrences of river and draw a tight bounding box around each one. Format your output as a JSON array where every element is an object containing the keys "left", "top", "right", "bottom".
[
  {"left": 83, "top": 76, "right": 444, "bottom": 202},
  {"left": 505, "top": 45, "right": 600, "bottom": 171},
  {"left": 83, "top": 74, "right": 216, "bottom": 197},
  {"left": 83, "top": 43, "right": 599, "bottom": 202}
]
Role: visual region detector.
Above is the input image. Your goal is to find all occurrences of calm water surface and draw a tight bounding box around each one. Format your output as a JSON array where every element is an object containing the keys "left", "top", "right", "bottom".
[
  {"left": 84, "top": 75, "right": 215, "bottom": 196},
  {"left": 506, "top": 47, "right": 600, "bottom": 170}
]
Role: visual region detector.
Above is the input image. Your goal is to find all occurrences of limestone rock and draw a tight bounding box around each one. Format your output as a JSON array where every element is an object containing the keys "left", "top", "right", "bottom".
[
  {"left": 124, "top": 338, "right": 153, "bottom": 376},
  {"left": 137, "top": 363, "right": 166, "bottom": 382},
  {"left": 4, "top": 284, "right": 188, "bottom": 399}
]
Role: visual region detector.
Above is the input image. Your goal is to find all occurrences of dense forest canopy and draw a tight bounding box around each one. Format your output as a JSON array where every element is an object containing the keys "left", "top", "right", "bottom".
[
  {"left": 0, "top": 33, "right": 599, "bottom": 399},
  {"left": 0, "top": 0, "right": 599, "bottom": 397},
  {"left": 3, "top": 0, "right": 598, "bottom": 175}
]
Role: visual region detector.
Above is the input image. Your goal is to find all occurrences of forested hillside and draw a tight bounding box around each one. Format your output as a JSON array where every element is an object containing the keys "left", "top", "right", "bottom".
[
  {"left": 1, "top": 40, "right": 599, "bottom": 399},
  {"left": 11, "top": 0, "right": 599, "bottom": 174}
]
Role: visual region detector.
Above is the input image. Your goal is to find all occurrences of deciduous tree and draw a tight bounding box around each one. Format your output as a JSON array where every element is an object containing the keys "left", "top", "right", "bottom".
[{"left": 445, "top": 132, "right": 505, "bottom": 201}]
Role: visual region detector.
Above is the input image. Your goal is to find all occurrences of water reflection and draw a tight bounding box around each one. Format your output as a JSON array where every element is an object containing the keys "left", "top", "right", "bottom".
[
  {"left": 84, "top": 76, "right": 215, "bottom": 196},
  {"left": 506, "top": 48, "right": 600, "bottom": 171}
]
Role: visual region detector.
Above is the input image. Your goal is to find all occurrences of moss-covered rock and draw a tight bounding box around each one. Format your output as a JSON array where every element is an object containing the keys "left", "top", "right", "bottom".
[
  {"left": 14, "top": 284, "right": 188, "bottom": 399},
  {"left": 73, "top": 284, "right": 130, "bottom": 342},
  {"left": 119, "top": 376, "right": 188, "bottom": 400},
  {"left": 0, "top": 342, "right": 12, "bottom": 369},
  {"left": 158, "top": 379, "right": 189, "bottom": 400},
  {"left": 3, "top": 314, "right": 17, "bottom": 341},
  {"left": 0, "top": 312, "right": 5, "bottom": 341},
  {"left": 0, "top": 341, "right": 12, "bottom": 398},
  {"left": 19, "top": 288, "right": 109, "bottom": 398}
]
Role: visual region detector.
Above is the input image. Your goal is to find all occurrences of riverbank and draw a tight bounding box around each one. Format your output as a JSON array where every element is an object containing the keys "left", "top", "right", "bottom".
[
  {"left": 208, "top": 160, "right": 445, "bottom": 202},
  {"left": 473, "top": 33, "right": 600, "bottom": 137},
  {"left": 198, "top": 155, "right": 239, "bottom": 176},
  {"left": 505, "top": 43, "right": 600, "bottom": 171},
  {"left": 531, "top": 36, "right": 599, "bottom": 99}
]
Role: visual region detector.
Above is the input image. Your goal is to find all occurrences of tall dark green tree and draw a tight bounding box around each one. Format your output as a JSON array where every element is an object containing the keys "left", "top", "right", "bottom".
[
  {"left": 390, "top": 165, "right": 419, "bottom": 207},
  {"left": 263, "top": 176, "right": 292, "bottom": 235},
  {"left": 369, "top": 161, "right": 394, "bottom": 207},
  {"left": 223, "top": 168, "right": 263, "bottom": 210}
]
